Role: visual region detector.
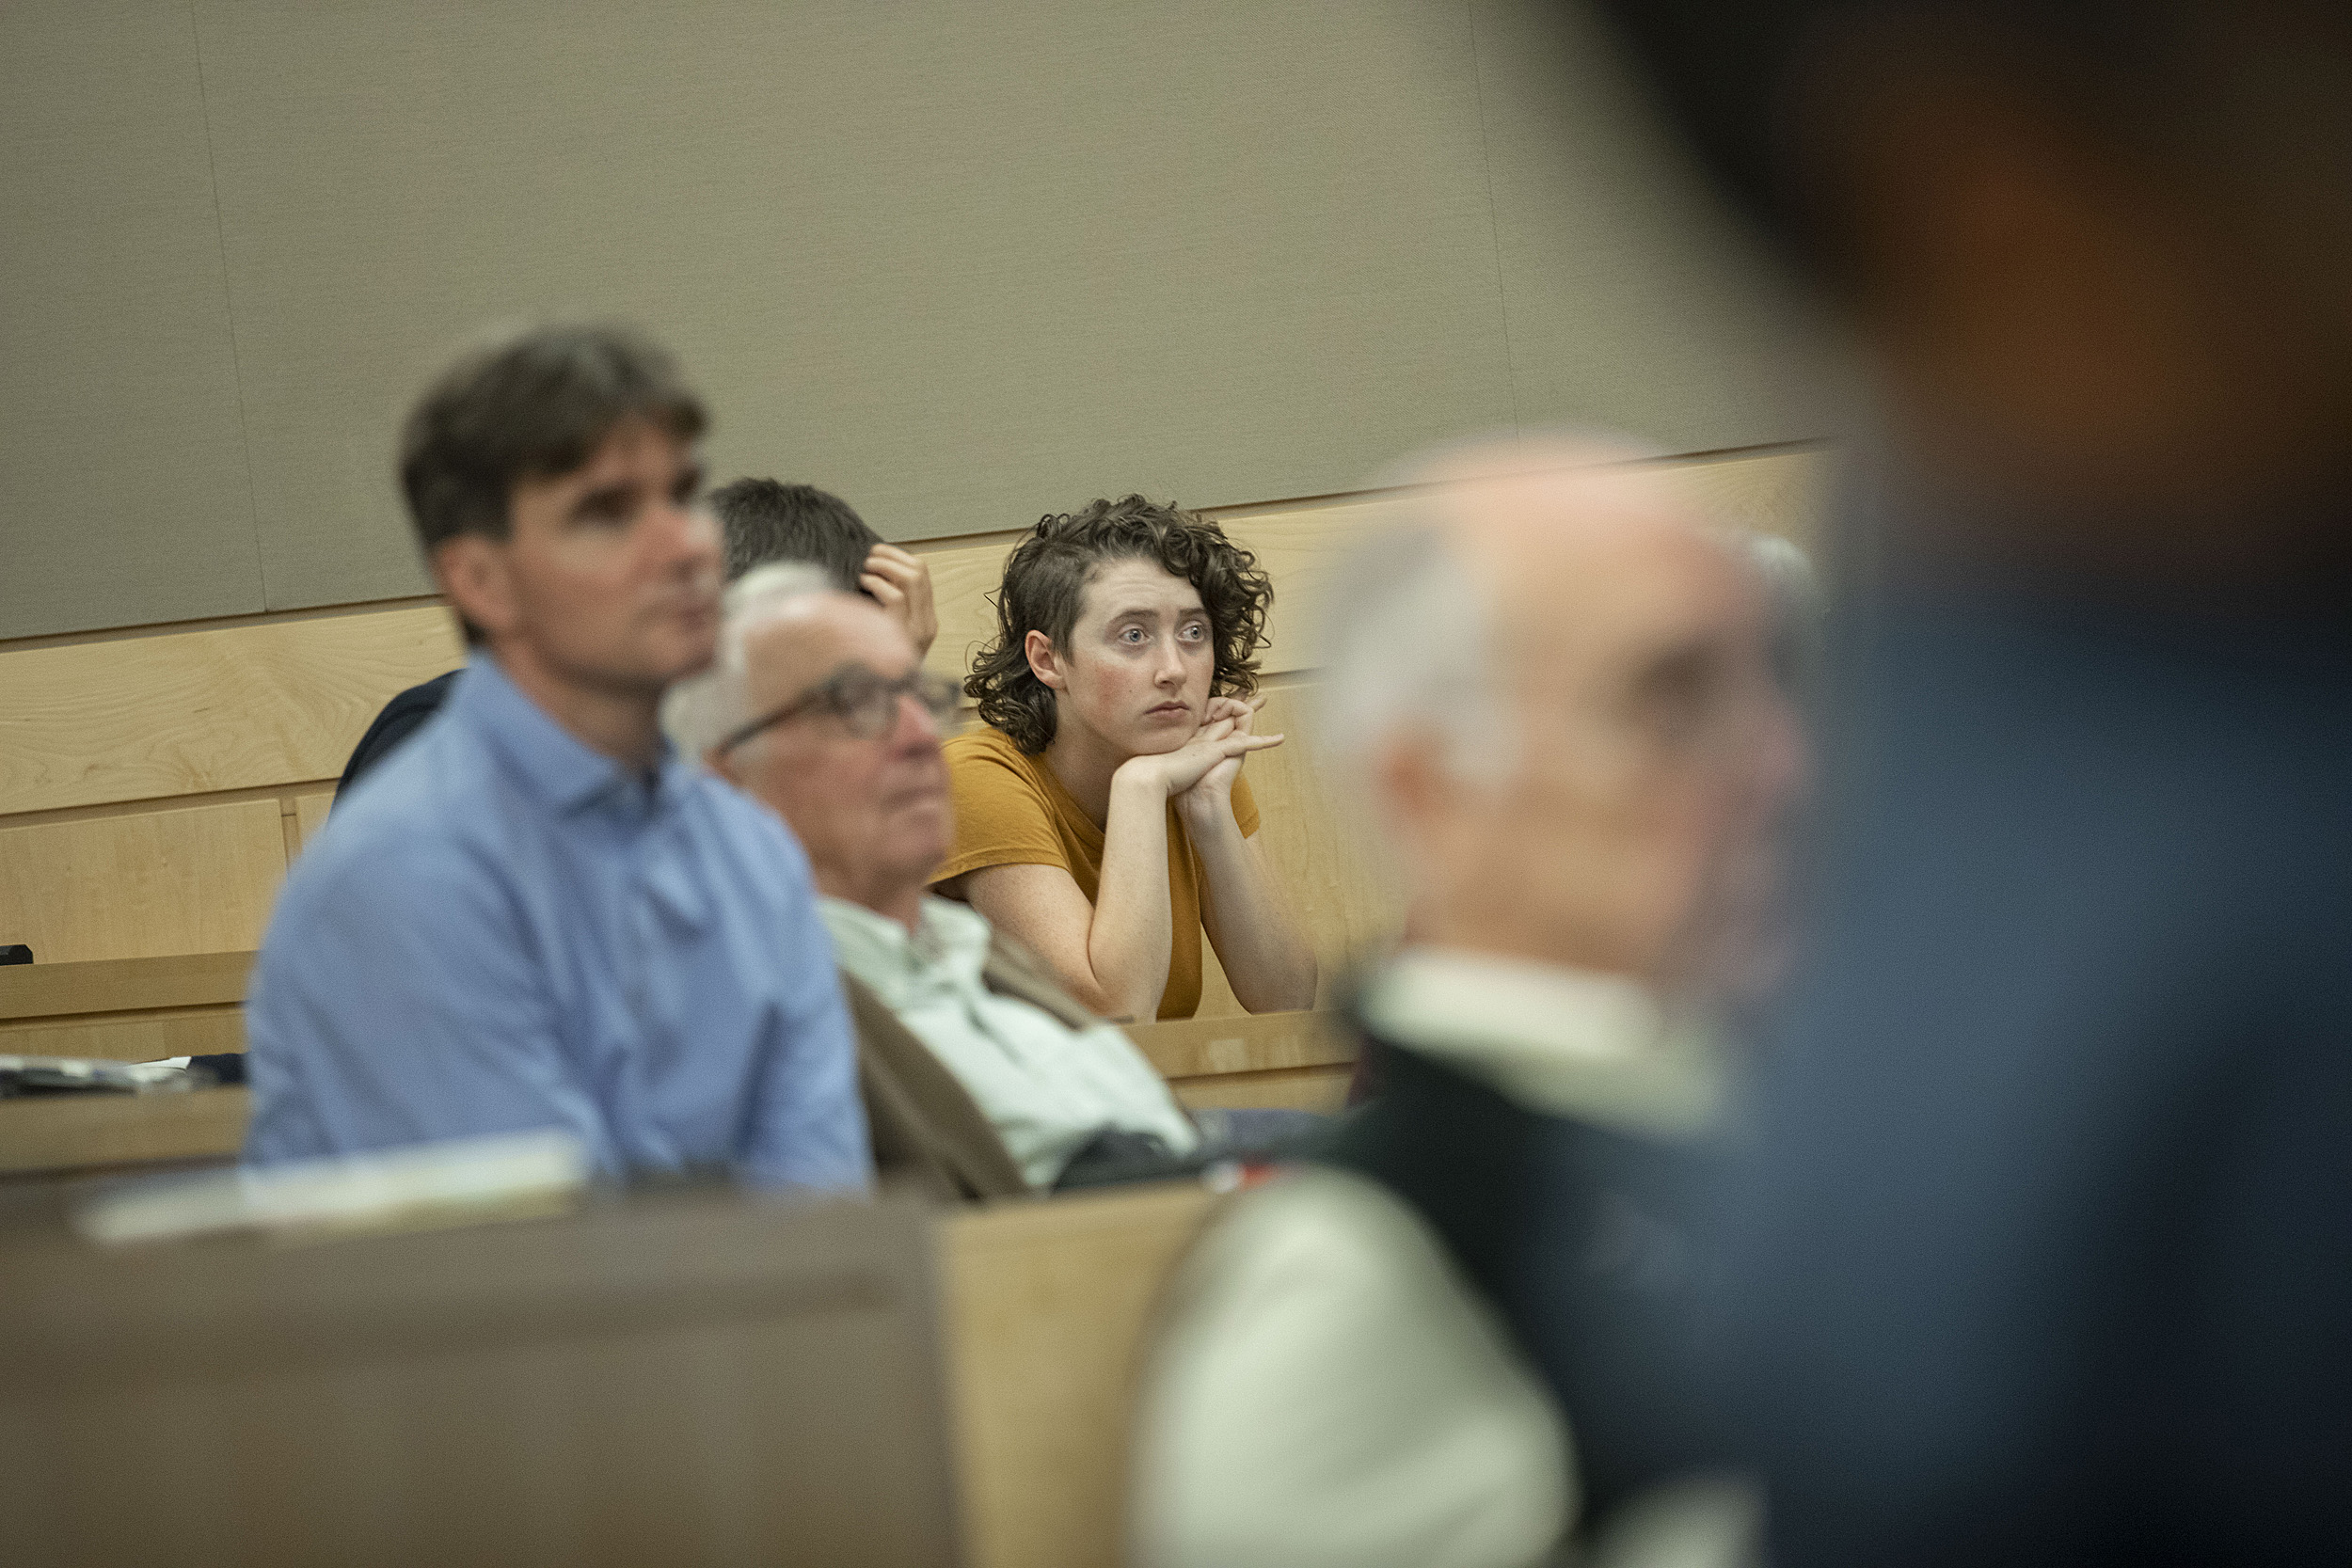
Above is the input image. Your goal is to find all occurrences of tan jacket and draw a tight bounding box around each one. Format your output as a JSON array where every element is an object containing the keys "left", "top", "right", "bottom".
[{"left": 845, "top": 928, "right": 1106, "bottom": 1203}]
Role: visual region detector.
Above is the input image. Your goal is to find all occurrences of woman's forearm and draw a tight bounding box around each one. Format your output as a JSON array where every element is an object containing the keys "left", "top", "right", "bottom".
[
  {"left": 1088, "top": 769, "right": 1179, "bottom": 1020},
  {"left": 1190, "top": 808, "right": 1319, "bottom": 1012}
]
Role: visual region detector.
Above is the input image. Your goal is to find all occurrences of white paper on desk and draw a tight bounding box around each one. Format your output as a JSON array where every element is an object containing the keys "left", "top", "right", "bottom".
[{"left": 72, "top": 1129, "right": 590, "bottom": 1246}]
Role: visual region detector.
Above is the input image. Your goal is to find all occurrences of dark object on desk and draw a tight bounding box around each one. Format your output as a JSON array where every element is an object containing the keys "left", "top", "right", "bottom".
[
  {"left": 337, "top": 669, "right": 458, "bottom": 800},
  {"left": 0, "top": 1055, "right": 209, "bottom": 1097},
  {"left": 3, "top": 1187, "right": 961, "bottom": 1566},
  {"left": 0, "top": 945, "right": 31, "bottom": 966},
  {"left": 188, "top": 1052, "right": 248, "bottom": 1086}
]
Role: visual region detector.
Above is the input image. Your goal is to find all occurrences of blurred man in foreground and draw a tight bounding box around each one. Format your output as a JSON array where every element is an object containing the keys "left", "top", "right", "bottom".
[
  {"left": 245, "top": 326, "right": 869, "bottom": 1191},
  {"left": 1592, "top": 3, "right": 2352, "bottom": 1560},
  {"left": 1130, "top": 442, "right": 1804, "bottom": 1568},
  {"left": 664, "top": 570, "right": 1313, "bottom": 1192}
]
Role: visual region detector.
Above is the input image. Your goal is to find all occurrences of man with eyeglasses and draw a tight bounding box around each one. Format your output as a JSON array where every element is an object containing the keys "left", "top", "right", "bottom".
[
  {"left": 666, "top": 565, "right": 1304, "bottom": 1193},
  {"left": 242, "top": 326, "right": 869, "bottom": 1192}
]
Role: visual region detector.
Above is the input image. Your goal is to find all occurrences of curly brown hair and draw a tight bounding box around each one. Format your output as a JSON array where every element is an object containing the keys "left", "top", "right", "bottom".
[{"left": 966, "top": 496, "right": 1274, "bottom": 752}]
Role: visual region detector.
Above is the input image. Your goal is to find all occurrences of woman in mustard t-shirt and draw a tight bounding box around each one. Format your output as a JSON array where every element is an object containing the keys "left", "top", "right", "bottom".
[{"left": 930, "top": 496, "right": 1317, "bottom": 1021}]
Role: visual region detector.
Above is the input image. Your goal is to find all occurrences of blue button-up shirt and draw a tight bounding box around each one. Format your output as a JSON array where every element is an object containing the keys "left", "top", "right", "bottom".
[{"left": 244, "top": 655, "right": 871, "bottom": 1191}]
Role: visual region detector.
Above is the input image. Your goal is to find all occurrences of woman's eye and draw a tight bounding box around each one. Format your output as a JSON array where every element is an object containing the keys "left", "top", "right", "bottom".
[
  {"left": 1181, "top": 622, "right": 1207, "bottom": 641},
  {"left": 1120, "top": 627, "right": 1147, "bottom": 644}
]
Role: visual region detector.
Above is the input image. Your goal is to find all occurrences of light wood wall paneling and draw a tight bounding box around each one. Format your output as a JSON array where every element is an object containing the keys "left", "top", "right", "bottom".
[
  {"left": 940, "top": 1180, "right": 1217, "bottom": 1568},
  {"left": 1171, "top": 1066, "right": 1352, "bottom": 1114},
  {"left": 291, "top": 789, "right": 336, "bottom": 855},
  {"left": 913, "top": 448, "right": 1825, "bottom": 689},
  {"left": 0, "top": 607, "right": 462, "bottom": 816},
  {"left": 1123, "top": 1008, "right": 1354, "bottom": 1082},
  {"left": 0, "top": 951, "right": 254, "bottom": 1021},
  {"left": 1187, "top": 679, "right": 1409, "bottom": 1019},
  {"left": 0, "top": 1006, "right": 246, "bottom": 1066},
  {"left": 0, "top": 1086, "right": 250, "bottom": 1178},
  {"left": 0, "top": 452, "right": 1817, "bottom": 820},
  {"left": 1673, "top": 446, "right": 1827, "bottom": 552},
  {"left": 0, "top": 806, "right": 286, "bottom": 965}
]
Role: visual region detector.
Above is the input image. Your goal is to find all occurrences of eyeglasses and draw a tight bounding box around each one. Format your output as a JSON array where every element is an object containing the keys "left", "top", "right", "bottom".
[{"left": 718, "top": 664, "right": 962, "bottom": 753}]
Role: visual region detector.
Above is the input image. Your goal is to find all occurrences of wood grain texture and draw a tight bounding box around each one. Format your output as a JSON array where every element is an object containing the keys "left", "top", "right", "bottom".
[
  {"left": 0, "top": 950, "right": 255, "bottom": 1022},
  {"left": 292, "top": 788, "right": 335, "bottom": 853},
  {"left": 1170, "top": 1065, "right": 1352, "bottom": 1114},
  {"left": 1124, "top": 1008, "right": 1353, "bottom": 1081},
  {"left": 1192, "top": 679, "right": 1408, "bottom": 1018},
  {"left": 0, "top": 1006, "right": 245, "bottom": 1065},
  {"left": 0, "top": 1085, "right": 249, "bottom": 1176},
  {"left": 939, "top": 1181, "right": 1218, "bottom": 1568},
  {"left": 0, "top": 806, "right": 286, "bottom": 965},
  {"left": 0, "top": 605, "right": 462, "bottom": 814}
]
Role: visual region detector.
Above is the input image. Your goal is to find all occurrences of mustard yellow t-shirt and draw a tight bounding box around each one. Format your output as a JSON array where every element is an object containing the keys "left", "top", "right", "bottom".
[{"left": 932, "top": 725, "right": 1261, "bottom": 1021}]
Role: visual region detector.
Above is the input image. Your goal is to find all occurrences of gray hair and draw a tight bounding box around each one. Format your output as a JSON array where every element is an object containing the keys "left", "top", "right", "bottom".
[
  {"left": 1312, "top": 519, "right": 1515, "bottom": 785},
  {"left": 660, "top": 562, "right": 834, "bottom": 760}
]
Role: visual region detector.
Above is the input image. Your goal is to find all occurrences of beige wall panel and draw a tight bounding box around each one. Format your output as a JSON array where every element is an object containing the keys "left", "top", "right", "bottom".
[
  {"left": 0, "top": 606, "right": 461, "bottom": 814},
  {"left": 0, "top": 800, "right": 286, "bottom": 965},
  {"left": 1473, "top": 0, "right": 1836, "bottom": 449},
  {"left": 195, "top": 0, "right": 1521, "bottom": 612},
  {"left": 941, "top": 1182, "right": 1216, "bottom": 1568},
  {"left": 0, "top": 0, "right": 263, "bottom": 639}
]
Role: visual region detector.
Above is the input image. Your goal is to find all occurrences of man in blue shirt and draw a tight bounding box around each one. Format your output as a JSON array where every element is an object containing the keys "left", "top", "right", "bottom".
[{"left": 244, "top": 325, "right": 870, "bottom": 1192}]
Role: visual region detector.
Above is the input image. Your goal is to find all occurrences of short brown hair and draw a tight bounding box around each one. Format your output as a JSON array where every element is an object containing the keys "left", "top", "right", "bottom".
[
  {"left": 709, "top": 478, "right": 880, "bottom": 589},
  {"left": 399, "top": 324, "right": 707, "bottom": 554},
  {"left": 965, "top": 496, "right": 1274, "bottom": 752}
]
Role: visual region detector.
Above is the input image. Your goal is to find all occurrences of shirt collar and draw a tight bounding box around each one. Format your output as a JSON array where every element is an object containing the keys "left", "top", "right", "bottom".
[
  {"left": 820, "top": 895, "right": 992, "bottom": 992},
  {"left": 454, "top": 652, "right": 690, "bottom": 817},
  {"left": 1357, "top": 945, "right": 1725, "bottom": 1136}
]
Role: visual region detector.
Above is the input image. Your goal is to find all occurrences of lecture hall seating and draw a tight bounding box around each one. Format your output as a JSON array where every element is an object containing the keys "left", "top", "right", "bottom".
[{"left": 0, "top": 453, "right": 1819, "bottom": 1565}]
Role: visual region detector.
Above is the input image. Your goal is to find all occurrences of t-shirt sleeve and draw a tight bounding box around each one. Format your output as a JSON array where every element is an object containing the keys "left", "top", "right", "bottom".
[
  {"left": 932, "top": 734, "right": 1072, "bottom": 883},
  {"left": 1231, "top": 769, "right": 1262, "bottom": 838}
]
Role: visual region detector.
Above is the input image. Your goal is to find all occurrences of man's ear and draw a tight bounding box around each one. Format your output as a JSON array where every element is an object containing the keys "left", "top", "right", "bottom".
[
  {"left": 432, "top": 535, "right": 518, "bottom": 643},
  {"left": 1023, "top": 629, "right": 1065, "bottom": 690}
]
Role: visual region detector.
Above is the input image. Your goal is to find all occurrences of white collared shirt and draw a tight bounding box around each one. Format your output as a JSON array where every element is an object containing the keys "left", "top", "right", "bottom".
[{"left": 819, "top": 895, "right": 1199, "bottom": 1187}]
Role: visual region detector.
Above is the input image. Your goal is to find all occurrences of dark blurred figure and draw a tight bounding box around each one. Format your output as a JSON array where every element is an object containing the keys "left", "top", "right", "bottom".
[{"left": 1589, "top": 4, "right": 2352, "bottom": 1564}]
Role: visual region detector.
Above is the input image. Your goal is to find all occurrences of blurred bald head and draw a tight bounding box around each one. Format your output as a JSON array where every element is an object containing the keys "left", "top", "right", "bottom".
[{"left": 1321, "top": 438, "right": 1804, "bottom": 993}]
